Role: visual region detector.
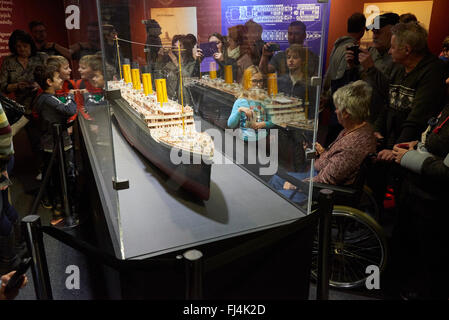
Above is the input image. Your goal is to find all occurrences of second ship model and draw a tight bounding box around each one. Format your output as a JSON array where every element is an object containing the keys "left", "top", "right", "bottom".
[
  {"left": 106, "top": 61, "right": 214, "bottom": 200},
  {"left": 193, "top": 74, "right": 309, "bottom": 126}
]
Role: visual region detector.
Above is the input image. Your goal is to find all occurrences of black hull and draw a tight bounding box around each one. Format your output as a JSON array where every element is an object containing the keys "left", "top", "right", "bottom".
[{"left": 106, "top": 89, "right": 212, "bottom": 200}]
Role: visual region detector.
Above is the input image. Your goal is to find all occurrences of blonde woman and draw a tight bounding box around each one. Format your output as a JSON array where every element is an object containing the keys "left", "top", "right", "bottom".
[{"left": 227, "top": 65, "right": 273, "bottom": 141}]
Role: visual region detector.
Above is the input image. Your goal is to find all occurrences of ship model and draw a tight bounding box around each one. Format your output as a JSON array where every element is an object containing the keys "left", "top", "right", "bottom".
[
  {"left": 192, "top": 65, "right": 309, "bottom": 127},
  {"left": 106, "top": 58, "right": 214, "bottom": 200}
]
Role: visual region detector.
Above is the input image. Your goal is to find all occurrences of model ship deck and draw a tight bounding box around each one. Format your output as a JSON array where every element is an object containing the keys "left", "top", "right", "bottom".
[
  {"left": 191, "top": 77, "right": 307, "bottom": 125},
  {"left": 107, "top": 80, "right": 214, "bottom": 200}
]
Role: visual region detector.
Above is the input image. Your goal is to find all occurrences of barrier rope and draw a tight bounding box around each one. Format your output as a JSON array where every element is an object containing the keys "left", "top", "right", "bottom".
[
  {"left": 35, "top": 211, "right": 317, "bottom": 274},
  {"left": 40, "top": 226, "right": 181, "bottom": 272},
  {"left": 116, "top": 37, "right": 186, "bottom": 51}
]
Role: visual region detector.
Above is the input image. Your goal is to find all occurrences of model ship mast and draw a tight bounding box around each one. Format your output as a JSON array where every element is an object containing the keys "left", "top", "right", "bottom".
[
  {"left": 111, "top": 35, "right": 213, "bottom": 158},
  {"left": 177, "top": 42, "right": 186, "bottom": 135},
  {"left": 114, "top": 36, "right": 188, "bottom": 135}
]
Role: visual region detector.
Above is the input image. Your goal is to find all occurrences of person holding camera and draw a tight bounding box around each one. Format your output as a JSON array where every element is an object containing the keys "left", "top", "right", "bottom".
[
  {"left": 319, "top": 13, "right": 366, "bottom": 145},
  {"left": 322, "top": 13, "right": 366, "bottom": 105},
  {"left": 343, "top": 13, "right": 401, "bottom": 125},
  {"left": 259, "top": 21, "right": 318, "bottom": 78}
]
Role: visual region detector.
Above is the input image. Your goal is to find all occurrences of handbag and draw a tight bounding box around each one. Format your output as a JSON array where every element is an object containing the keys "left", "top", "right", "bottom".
[{"left": 0, "top": 94, "right": 26, "bottom": 125}]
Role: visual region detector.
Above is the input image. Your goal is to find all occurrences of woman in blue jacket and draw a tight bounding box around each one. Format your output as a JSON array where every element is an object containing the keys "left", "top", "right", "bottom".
[{"left": 227, "top": 65, "right": 274, "bottom": 141}]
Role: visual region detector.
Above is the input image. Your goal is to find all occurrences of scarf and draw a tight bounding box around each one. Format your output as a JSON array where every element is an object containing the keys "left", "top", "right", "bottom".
[{"left": 227, "top": 46, "right": 240, "bottom": 60}]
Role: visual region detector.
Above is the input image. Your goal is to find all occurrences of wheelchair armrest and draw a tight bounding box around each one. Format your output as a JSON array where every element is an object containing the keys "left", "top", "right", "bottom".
[
  {"left": 311, "top": 182, "right": 358, "bottom": 196},
  {"left": 276, "top": 169, "right": 358, "bottom": 198},
  {"left": 277, "top": 169, "right": 309, "bottom": 190}
]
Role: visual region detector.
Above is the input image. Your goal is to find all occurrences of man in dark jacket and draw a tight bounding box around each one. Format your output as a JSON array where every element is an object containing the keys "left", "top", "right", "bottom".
[
  {"left": 376, "top": 22, "right": 447, "bottom": 160},
  {"left": 366, "top": 22, "right": 446, "bottom": 210},
  {"left": 322, "top": 13, "right": 366, "bottom": 101}
]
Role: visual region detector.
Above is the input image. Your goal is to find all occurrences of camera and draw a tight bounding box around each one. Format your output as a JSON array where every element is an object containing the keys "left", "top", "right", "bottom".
[
  {"left": 267, "top": 43, "right": 280, "bottom": 52},
  {"left": 347, "top": 45, "right": 360, "bottom": 65}
]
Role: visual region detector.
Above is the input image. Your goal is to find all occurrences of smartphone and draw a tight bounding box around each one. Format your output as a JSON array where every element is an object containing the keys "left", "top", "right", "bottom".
[
  {"left": 396, "top": 143, "right": 409, "bottom": 149},
  {"left": 199, "top": 42, "right": 218, "bottom": 57},
  {"left": 268, "top": 43, "right": 280, "bottom": 52},
  {"left": 4, "top": 257, "right": 31, "bottom": 294},
  {"left": 347, "top": 45, "right": 360, "bottom": 65}
]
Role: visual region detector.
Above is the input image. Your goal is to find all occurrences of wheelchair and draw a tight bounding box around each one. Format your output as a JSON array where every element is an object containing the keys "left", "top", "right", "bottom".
[{"left": 277, "top": 154, "right": 388, "bottom": 288}]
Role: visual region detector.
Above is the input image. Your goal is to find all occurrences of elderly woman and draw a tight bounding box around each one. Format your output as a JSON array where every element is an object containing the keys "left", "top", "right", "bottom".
[
  {"left": 269, "top": 80, "right": 376, "bottom": 203},
  {"left": 0, "top": 30, "right": 47, "bottom": 114}
]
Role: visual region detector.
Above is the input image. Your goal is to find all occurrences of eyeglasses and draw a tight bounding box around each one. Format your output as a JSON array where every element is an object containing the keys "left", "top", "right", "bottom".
[{"left": 251, "top": 79, "right": 264, "bottom": 84}]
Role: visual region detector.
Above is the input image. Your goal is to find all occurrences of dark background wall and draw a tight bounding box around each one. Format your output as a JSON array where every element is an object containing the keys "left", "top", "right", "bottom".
[
  {"left": 128, "top": 0, "right": 222, "bottom": 64},
  {"left": 0, "top": 0, "right": 68, "bottom": 63}
]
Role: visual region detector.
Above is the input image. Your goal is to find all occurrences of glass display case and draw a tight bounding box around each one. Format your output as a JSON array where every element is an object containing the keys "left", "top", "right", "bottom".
[{"left": 64, "top": 0, "right": 329, "bottom": 259}]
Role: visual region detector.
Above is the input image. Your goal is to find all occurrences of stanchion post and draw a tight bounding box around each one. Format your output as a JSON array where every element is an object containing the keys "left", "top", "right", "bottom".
[
  {"left": 21, "top": 215, "right": 53, "bottom": 300},
  {"left": 54, "top": 123, "right": 71, "bottom": 217},
  {"left": 316, "top": 189, "right": 334, "bottom": 300},
  {"left": 183, "top": 249, "right": 203, "bottom": 300},
  {"left": 53, "top": 123, "right": 79, "bottom": 227}
]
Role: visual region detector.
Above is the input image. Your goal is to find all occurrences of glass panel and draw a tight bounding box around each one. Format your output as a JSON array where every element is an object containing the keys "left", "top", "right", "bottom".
[
  {"left": 62, "top": 0, "right": 122, "bottom": 256},
  {"left": 95, "top": 0, "right": 327, "bottom": 258}
]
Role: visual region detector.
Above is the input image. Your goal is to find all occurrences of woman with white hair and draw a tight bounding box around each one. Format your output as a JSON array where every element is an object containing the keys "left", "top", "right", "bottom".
[{"left": 270, "top": 80, "right": 376, "bottom": 202}]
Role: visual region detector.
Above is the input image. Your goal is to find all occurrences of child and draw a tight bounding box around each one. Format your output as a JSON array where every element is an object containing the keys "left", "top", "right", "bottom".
[
  {"left": 277, "top": 44, "right": 316, "bottom": 120},
  {"left": 34, "top": 65, "right": 77, "bottom": 225},
  {"left": 46, "top": 55, "right": 81, "bottom": 123},
  {"left": 83, "top": 66, "right": 106, "bottom": 109},
  {"left": 227, "top": 65, "right": 273, "bottom": 142},
  {"left": 277, "top": 44, "right": 307, "bottom": 99},
  {"left": 77, "top": 54, "right": 104, "bottom": 100},
  {"left": 46, "top": 55, "right": 75, "bottom": 102}
]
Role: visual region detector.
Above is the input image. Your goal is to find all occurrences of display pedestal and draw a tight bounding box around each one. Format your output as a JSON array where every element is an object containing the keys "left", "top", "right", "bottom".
[{"left": 79, "top": 114, "right": 318, "bottom": 299}]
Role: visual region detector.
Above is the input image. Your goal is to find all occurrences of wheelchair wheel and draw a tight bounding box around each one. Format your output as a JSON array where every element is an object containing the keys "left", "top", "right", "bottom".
[{"left": 311, "top": 205, "right": 388, "bottom": 289}]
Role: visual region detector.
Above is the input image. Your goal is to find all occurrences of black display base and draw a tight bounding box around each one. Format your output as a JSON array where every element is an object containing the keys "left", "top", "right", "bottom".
[
  {"left": 83, "top": 154, "right": 317, "bottom": 299},
  {"left": 78, "top": 100, "right": 318, "bottom": 300}
]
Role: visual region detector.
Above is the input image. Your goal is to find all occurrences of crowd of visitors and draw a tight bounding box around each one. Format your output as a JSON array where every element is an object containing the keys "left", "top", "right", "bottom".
[{"left": 0, "top": 9, "right": 447, "bottom": 300}]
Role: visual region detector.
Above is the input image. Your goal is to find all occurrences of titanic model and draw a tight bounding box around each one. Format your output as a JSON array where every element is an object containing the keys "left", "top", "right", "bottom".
[
  {"left": 193, "top": 67, "right": 309, "bottom": 126},
  {"left": 106, "top": 60, "right": 214, "bottom": 200}
]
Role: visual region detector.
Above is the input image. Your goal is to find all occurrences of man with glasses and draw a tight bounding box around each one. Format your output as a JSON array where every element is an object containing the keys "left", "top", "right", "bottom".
[{"left": 28, "top": 21, "right": 71, "bottom": 59}]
